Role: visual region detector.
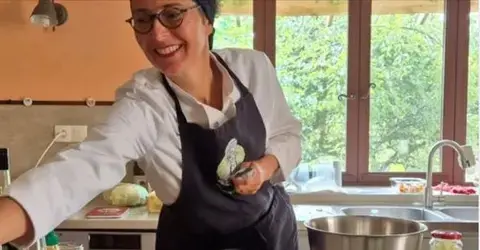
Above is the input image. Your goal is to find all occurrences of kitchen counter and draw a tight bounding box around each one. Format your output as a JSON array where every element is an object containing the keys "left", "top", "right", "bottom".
[
  {"left": 57, "top": 202, "right": 346, "bottom": 231},
  {"left": 57, "top": 187, "right": 478, "bottom": 231},
  {"left": 56, "top": 204, "right": 479, "bottom": 250},
  {"left": 57, "top": 187, "right": 479, "bottom": 230},
  {"left": 57, "top": 203, "right": 478, "bottom": 234},
  {"left": 56, "top": 191, "right": 478, "bottom": 250},
  {"left": 58, "top": 205, "right": 159, "bottom": 231}
]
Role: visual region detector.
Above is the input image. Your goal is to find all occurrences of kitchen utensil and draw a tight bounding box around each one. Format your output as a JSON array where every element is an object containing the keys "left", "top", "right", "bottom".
[
  {"left": 305, "top": 215, "right": 428, "bottom": 250},
  {"left": 231, "top": 165, "right": 254, "bottom": 179},
  {"left": 216, "top": 164, "right": 255, "bottom": 195}
]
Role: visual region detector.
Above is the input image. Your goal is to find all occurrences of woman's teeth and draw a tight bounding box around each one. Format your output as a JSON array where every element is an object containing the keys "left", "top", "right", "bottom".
[{"left": 155, "top": 45, "right": 181, "bottom": 56}]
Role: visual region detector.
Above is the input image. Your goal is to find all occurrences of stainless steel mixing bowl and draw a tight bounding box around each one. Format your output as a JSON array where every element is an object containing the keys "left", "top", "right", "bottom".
[{"left": 304, "top": 215, "right": 428, "bottom": 250}]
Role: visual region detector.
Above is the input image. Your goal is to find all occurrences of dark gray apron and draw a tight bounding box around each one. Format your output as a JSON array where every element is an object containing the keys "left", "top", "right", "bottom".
[{"left": 155, "top": 52, "right": 298, "bottom": 250}]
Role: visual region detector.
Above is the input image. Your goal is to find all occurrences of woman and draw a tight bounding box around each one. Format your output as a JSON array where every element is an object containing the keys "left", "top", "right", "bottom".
[{"left": 0, "top": 0, "right": 302, "bottom": 249}]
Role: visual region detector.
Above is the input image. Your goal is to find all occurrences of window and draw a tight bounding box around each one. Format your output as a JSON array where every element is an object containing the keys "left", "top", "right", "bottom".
[
  {"left": 466, "top": 0, "right": 479, "bottom": 183},
  {"left": 275, "top": 0, "right": 349, "bottom": 192},
  {"left": 270, "top": 0, "right": 475, "bottom": 189},
  {"left": 367, "top": 1, "right": 446, "bottom": 173},
  {"left": 212, "top": 1, "right": 253, "bottom": 49},
  {"left": 212, "top": 0, "right": 475, "bottom": 188}
]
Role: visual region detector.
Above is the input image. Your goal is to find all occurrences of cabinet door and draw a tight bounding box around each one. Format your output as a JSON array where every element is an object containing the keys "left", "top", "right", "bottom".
[
  {"left": 460, "top": 236, "right": 479, "bottom": 250},
  {"left": 55, "top": 231, "right": 89, "bottom": 249},
  {"left": 298, "top": 230, "right": 310, "bottom": 250}
]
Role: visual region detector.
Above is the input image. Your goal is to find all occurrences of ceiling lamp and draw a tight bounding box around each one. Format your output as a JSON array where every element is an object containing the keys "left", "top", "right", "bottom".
[{"left": 30, "top": 0, "right": 68, "bottom": 28}]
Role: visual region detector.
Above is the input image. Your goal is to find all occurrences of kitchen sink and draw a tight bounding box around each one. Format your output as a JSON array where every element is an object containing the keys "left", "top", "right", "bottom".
[
  {"left": 437, "top": 207, "right": 479, "bottom": 221},
  {"left": 341, "top": 207, "right": 447, "bottom": 221}
]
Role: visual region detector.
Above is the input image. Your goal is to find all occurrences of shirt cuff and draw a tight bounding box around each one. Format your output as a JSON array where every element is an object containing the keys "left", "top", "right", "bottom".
[
  {"left": 3, "top": 192, "right": 42, "bottom": 249},
  {"left": 265, "top": 147, "right": 288, "bottom": 184}
]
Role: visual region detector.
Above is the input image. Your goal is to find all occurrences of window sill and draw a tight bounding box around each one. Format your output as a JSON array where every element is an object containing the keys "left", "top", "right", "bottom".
[{"left": 289, "top": 186, "right": 479, "bottom": 206}]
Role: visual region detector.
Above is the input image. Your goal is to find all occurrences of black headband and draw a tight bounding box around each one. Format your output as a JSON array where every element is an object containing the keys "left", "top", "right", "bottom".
[{"left": 194, "top": 0, "right": 216, "bottom": 49}]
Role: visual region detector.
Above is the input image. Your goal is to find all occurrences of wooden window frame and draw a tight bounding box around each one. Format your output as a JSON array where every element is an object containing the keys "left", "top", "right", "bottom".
[
  {"left": 256, "top": 0, "right": 474, "bottom": 186},
  {"left": 355, "top": 0, "right": 461, "bottom": 186},
  {"left": 253, "top": 0, "right": 276, "bottom": 64},
  {"left": 452, "top": 0, "right": 474, "bottom": 184}
]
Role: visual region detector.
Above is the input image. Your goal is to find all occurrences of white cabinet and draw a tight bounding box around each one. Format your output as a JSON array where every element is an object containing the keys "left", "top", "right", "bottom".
[
  {"left": 462, "top": 237, "right": 479, "bottom": 250},
  {"left": 298, "top": 230, "right": 310, "bottom": 250}
]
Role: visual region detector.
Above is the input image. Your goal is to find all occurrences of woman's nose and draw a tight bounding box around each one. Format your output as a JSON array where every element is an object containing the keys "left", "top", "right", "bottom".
[{"left": 149, "top": 19, "right": 171, "bottom": 40}]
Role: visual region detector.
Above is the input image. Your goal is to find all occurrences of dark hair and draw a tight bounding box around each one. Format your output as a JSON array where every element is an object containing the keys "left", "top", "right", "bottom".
[
  {"left": 194, "top": 0, "right": 219, "bottom": 49},
  {"left": 128, "top": 0, "right": 219, "bottom": 22},
  {"left": 195, "top": 0, "right": 219, "bottom": 24}
]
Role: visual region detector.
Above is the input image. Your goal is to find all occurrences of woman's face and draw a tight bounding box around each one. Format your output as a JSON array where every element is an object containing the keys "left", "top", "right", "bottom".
[{"left": 130, "top": 0, "right": 213, "bottom": 77}]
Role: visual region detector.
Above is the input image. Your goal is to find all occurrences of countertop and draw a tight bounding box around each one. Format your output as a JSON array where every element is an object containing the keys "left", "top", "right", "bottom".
[
  {"left": 58, "top": 204, "right": 160, "bottom": 231},
  {"left": 57, "top": 203, "right": 336, "bottom": 231},
  {"left": 56, "top": 187, "right": 479, "bottom": 232}
]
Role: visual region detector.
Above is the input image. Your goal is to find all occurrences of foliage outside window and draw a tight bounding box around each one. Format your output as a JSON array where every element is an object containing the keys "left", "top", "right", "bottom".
[{"left": 212, "top": 0, "right": 479, "bottom": 191}]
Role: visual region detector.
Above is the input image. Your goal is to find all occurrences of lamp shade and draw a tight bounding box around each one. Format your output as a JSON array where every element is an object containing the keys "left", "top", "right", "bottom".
[
  {"left": 30, "top": 0, "right": 58, "bottom": 27},
  {"left": 54, "top": 3, "right": 68, "bottom": 26}
]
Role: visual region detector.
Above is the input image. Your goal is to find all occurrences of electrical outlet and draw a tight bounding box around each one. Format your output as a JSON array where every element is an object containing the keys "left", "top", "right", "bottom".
[{"left": 54, "top": 125, "right": 88, "bottom": 143}]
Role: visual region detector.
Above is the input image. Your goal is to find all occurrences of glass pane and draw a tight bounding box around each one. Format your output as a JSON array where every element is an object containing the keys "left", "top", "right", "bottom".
[
  {"left": 276, "top": 0, "right": 349, "bottom": 192},
  {"left": 466, "top": 0, "right": 479, "bottom": 183},
  {"left": 212, "top": 1, "right": 253, "bottom": 49},
  {"left": 369, "top": 0, "right": 446, "bottom": 172}
]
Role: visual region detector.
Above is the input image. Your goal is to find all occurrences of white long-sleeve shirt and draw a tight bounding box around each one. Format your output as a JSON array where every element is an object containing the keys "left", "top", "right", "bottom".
[{"left": 4, "top": 48, "right": 302, "bottom": 245}]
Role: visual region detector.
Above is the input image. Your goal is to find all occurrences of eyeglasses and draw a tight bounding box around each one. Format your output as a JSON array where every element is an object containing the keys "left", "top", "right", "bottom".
[{"left": 125, "top": 5, "right": 200, "bottom": 34}]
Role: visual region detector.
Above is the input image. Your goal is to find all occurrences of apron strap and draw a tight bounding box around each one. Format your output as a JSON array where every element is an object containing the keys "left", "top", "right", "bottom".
[
  {"left": 211, "top": 52, "right": 250, "bottom": 97},
  {"left": 160, "top": 52, "right": 250, "bottom": 124},
  {"left": 160, "top": 74, "right": 188, "bottom": 124}
]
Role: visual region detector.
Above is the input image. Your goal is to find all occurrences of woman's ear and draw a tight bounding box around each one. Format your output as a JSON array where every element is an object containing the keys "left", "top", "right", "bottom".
[{"left": 206, "top": 23, "right": 214, "bottom": 36}]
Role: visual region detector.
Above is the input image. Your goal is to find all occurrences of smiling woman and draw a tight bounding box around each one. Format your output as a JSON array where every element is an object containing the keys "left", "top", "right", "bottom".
[
  {"left": 0, "top": 0, "right": 302, "bottom": 249},
  {"left": 127, "top": 0, "right": 215, "bottom": 78}
]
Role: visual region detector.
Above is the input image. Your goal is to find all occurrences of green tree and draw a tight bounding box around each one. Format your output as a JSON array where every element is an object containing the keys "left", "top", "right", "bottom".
[{"left": 213, "top": 11, "right": 479, "bottom": 174}]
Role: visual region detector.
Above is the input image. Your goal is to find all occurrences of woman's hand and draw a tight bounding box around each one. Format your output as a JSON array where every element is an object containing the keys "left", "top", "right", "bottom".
[{"left": 232, "top": 154, "right": 279, "bottom": 195}]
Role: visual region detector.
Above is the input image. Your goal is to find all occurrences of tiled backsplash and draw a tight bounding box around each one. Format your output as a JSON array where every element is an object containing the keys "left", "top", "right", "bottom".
[{"left": 0, "top": 105, "right": 134, "bottom": 186}]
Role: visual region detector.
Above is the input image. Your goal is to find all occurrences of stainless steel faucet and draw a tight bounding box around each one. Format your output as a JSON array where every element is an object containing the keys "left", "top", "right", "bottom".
[{"left": 424, "top": 140, "right": 474, "bottom": 210}]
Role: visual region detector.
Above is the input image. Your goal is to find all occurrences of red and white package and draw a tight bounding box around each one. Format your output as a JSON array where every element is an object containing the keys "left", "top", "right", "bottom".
[{"left": 85, "top": 207, "right": 129, "bottom": 219}]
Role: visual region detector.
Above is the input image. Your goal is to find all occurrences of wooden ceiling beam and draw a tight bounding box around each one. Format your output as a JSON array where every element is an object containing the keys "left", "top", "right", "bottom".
[{"left": 219, "top": 0, "right": 479, "bottom": 16}]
